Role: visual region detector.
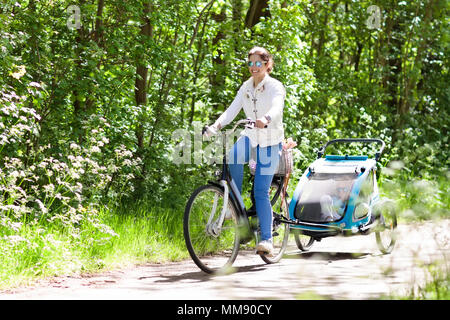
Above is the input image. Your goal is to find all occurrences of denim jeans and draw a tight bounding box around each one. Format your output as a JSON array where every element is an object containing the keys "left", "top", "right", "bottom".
[{"left": 228, "top": 136, "right": 281, "bottom": 241}]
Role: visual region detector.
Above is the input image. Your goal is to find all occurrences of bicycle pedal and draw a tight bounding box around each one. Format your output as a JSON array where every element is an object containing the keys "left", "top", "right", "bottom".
[{"left": 256, "top": 250, "right": 274, "bottom": 257}]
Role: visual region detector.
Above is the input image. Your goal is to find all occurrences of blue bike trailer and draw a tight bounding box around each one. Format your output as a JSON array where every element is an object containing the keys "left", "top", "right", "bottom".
[{"left": 288, "top": 139, "right": 385, "bottom": 237}]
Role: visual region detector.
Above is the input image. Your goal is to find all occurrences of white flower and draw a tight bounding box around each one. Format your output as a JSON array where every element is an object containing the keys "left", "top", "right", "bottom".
[
  {"left": 43, "top": 184, "right": 55, "bottom": 194},
  {"left": 10, "top": 222, "right": 22, "bottom": 232},
  {"left": 70, "top": 143, "right": 80, "bottom": 150},
  {"left": 35, "top": 199, "right": 48, "bottom": 214},
  {"left": 70, "top": 170, "right": 80, "bottom": 179},
  {"left": 90, "top": 146, "right": 101, "bottom": 153},
  {"left": 7, "top": 235, "right": 26, "bottom": 244},
  {"left": 10, "top": 65, "right": 26, "bottom": 79},
  {"left": 9, "top": 170, "right": 19, "bottom": 179},
  {"left": 29, "top": 82, "right": 41, "bottom": 88}
]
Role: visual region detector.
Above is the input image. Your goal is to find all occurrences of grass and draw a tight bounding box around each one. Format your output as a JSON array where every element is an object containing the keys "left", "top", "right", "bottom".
[
  {"left": 386, "top": 264, "right": 449, "bottom": 300},
  {"left": 0, "top": 223, "right": 86, "bottom": 289},
  {"left": 377, "top": 171, "right": 449, "bottom": 300},
  {"left": 0, "top": 202, "right": 189, "bottom": 290},
  {"left": 94, "top": 203, "right": 188, "bottom": 267},
  {"left": 410, "top": 271, "right": 449, "bottom": 300}
]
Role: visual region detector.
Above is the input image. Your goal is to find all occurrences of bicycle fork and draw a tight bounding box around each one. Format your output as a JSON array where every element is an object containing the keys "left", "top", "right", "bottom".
[{"left": 205, "top": 180, "right": 230, "bottom": 237}]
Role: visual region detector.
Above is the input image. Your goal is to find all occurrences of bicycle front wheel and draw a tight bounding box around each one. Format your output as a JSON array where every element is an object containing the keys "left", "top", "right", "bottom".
[{"left": 184, "top": 184, "right": 240, "bottom": 274}]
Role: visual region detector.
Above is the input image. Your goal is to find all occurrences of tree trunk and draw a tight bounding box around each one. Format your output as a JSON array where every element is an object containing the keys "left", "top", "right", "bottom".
[
  {"left": 245, "top": 0, "right": 270, "bottom": 29},
  {"left": 353, "top": 42, "right": 363, "bottom": 72},
  {"left": 316, "top": 3, "right": 329, "bottom": 57},
  {"left": 93, "top": 0, "right": 104, "bottom": 45},
  {"left": 134, "top": 2, "right": 153, "bottom": 150},
  {"left": 379, "top": 10, "right": 402, "bottom": 115},
  {"left": 72, "top": 1, "right": 87, "bottom": 145},
  {"left": 232, "top": 0, "right": 243, "bottom": 51},
  {"left": 398, "top": 0, "right": 436, "bottom": 119},
  {"left": 189, "top": 15, "right": 209, "bottom": 125},
  {"left": 209, "top": 7, "right": 226, "bottom": 111}
]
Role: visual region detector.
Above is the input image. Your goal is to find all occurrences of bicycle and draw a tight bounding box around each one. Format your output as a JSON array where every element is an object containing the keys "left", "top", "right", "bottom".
[{"left": 183, "top": 119, "right": 291, "bottom": 274}]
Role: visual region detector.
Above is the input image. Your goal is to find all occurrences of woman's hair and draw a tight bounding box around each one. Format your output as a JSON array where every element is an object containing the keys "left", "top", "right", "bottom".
[{"left": 248, "top": 46, "right": 274, "bottom": 73}]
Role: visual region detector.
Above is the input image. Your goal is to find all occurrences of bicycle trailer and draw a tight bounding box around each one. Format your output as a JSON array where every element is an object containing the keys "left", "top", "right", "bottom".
[{"left": 287, "top": 139, "right": 397, "bottom": 253}]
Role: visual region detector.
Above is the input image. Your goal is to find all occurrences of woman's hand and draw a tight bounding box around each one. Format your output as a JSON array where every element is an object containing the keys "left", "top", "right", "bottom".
[
  {"left": 255, "top": 117, "right": 268, "bottom": 128},
  {"left": 203, "top": 124, "right": 220, "bottom": 138}
]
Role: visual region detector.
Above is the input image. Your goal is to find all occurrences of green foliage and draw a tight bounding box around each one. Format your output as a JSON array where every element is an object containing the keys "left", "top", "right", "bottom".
[
  {"left": 379, "top": 161, "right": 449, "bottom": 222},
  {"left": 388, "top": 260, "right": 449, "bottom": 300}
]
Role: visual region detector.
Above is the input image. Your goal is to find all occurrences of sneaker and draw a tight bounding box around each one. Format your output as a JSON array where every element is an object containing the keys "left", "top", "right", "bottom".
[{"left": 256, "top": 240, "right": 273, "bottom": 256}]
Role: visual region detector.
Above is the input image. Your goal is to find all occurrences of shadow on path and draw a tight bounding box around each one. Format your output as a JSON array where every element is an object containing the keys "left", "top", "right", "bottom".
[
  {"left": 153, "top": 262, "right": 268, "bottom": 284},
  {"left": 283, "top": 251, "right": 372, "bottom": 261}
]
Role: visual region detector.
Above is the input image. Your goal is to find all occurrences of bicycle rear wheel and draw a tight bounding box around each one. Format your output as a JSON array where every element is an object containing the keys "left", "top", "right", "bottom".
[
  {"left": 260, "top": 183, "right": 290, "bottom": 264},
  {"left": 184, "top": 184, "right": 240, "bottom": 274}
]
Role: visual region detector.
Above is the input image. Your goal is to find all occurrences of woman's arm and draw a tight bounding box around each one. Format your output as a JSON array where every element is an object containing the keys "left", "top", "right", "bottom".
[{"left": 263, "top": 83, "right": 285, "bottom": 124}]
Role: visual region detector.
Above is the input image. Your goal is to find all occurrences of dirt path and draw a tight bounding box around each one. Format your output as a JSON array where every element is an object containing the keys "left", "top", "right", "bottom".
[{"left": 1, "top": 220, "right": 448, "bottom": 300}]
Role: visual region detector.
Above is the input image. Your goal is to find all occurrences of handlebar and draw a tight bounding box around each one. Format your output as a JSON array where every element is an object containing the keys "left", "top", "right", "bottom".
[
  {"left": 317, "top": 138, "right": 386, "bottom": 161},
  {"left": 231, "top": 118, "right": 263, "bottom": 132},
  {"left": 202, "top": 118, "right": 266, "bottom": 136}
]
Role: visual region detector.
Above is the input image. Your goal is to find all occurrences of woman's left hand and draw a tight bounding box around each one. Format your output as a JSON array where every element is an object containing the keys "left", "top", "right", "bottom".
[{"left": 255, "top": 117, "right": 268, "bottom": 128}]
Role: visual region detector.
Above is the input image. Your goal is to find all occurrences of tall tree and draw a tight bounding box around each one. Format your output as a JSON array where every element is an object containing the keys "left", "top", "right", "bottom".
[
  {"left": 245, "top": 0, "right": 270, "bottom": 28},
  {"left": 134, "top": 2, "right": 153, "bottom": 151}
]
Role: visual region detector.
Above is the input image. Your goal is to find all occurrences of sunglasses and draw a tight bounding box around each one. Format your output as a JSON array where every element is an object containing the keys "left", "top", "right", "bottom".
[{"left": 247, "top": 61, "right": 266, "bottom": 68}]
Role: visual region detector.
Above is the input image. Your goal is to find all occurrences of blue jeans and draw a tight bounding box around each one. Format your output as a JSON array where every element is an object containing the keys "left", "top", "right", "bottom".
[{"left": 228, "top": 136, "right": 282, "bottom": 241}]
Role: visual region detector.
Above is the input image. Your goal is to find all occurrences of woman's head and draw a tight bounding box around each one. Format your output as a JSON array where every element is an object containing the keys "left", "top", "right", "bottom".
[{"left": 247, "top": 46, "right": 274, "bottom": 77}]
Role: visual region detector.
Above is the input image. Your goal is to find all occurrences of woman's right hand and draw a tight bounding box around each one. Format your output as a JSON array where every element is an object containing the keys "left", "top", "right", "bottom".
[{"left": 203, "top": 124, "right": 219, "bottom": 138}]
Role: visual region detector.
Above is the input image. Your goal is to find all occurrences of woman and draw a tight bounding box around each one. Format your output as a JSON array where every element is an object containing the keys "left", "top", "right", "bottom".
[{"left": 204, "top": 46, "right": 286, "bottom": 256}]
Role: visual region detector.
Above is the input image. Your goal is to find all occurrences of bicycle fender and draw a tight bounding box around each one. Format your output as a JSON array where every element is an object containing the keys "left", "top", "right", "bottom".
[{"left": 207, "top": 181, "right": 246, "bottom": 218}]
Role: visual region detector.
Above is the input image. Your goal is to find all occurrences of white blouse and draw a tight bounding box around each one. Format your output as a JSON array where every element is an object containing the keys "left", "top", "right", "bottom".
[{"left": 214, "top": 74, "right": 285, "bottom": 148}]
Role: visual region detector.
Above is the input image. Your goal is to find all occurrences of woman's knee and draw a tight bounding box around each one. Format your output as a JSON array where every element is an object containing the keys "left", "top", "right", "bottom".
[{"left": 253, "top": 181, "right": 271, "bottom": 201}]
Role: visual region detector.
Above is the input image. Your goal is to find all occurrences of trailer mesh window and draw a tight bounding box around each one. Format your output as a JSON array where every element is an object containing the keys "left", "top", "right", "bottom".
[{"left": 294, "top": 173, "right": 357, "bottom": 223}]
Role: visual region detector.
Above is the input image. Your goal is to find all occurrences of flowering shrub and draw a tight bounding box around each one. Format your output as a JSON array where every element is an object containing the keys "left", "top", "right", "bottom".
[{"left": 0, "top": 85, "right": 143, "bottom": 282}]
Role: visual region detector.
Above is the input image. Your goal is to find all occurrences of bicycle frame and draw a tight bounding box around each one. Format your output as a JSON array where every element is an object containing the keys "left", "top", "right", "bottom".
[
  {"left": 206, "top": 119, "right": 287, "bottom": 228},
  {"left": 207, "top": 124, "right": 372, "bottom": 237},
  {"left": 205, "top": 119, "right": 256, "bottom": 233}
]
